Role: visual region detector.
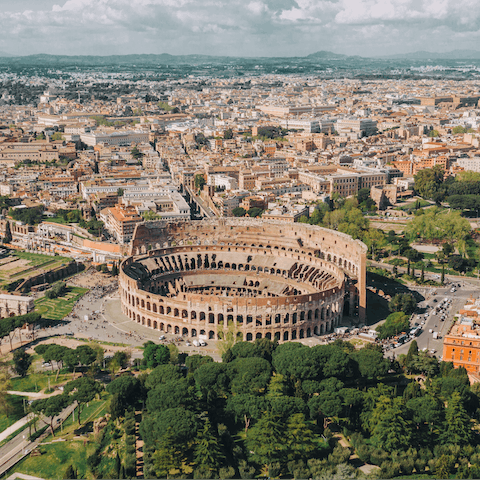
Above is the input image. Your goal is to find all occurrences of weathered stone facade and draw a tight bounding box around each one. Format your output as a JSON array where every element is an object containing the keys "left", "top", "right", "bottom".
[
  {"left": 0, "top": 294, "right": 34, "bottom": 318},
  {"left": 120, "top": 219, "right": 367, "bottom": 342}
]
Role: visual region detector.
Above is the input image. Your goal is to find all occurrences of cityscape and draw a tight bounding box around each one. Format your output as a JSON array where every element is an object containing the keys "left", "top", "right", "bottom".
[{"left": 2, "top": 1, "right": 480, "bottom": 479}]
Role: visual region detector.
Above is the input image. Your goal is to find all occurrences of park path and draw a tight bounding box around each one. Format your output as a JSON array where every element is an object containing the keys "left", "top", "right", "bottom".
[
  {"left": 7, "top": 390, "right": 62, "bottom": 399},
  {"left": 0, "top": 414, "right": 34, "bottom": 444}
]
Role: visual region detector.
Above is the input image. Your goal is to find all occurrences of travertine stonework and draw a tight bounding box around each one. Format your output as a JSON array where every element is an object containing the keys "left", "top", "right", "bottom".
[{"left": 120, "top": 218, "right": 367, "bottom": 342}]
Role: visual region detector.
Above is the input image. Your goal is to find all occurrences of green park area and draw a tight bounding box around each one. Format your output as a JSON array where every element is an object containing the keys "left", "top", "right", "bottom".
[
  {"left": 0, "top": 250, "right": 71, "bottom": 290},
  {"left": 34, "top": 286, "right": 88, "bottom": 321}
]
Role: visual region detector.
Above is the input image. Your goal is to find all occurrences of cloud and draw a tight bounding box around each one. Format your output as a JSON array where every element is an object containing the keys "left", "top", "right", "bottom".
[{"left": 0, "top": 0, "right": 479, "bottom": 56}]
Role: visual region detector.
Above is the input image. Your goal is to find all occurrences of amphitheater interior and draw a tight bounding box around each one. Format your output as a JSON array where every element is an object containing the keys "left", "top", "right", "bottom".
[{"left": 120, "top": 219, "right": 366, "bottom": 342}]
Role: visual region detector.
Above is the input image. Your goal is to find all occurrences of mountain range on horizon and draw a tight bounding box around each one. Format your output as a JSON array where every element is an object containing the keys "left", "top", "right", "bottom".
[{"left": 1, "top": 49, "right": 480, "bottom": 64}]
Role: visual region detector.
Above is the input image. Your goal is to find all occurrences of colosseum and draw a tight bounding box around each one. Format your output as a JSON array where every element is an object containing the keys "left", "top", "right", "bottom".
[{"left": 119, "top": 218, "right": 367, "bottom": 342}]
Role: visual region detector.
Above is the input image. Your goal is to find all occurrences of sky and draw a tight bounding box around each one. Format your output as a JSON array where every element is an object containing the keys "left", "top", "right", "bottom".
[{"left": 0, "top": 0, "right": 480, "bottom": 57}]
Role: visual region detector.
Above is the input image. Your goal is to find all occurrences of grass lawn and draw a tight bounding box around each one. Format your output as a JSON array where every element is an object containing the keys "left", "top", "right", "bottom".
[
  {"left": 35, "top": 286, "right": 88, "bottom": 321},
  {"left": 11, "top": 439, "right": 95, "bottom": 479},
  {"left": 13, "top": 251, "right": 70, "bottom": 266},
  {"left": 10, "top": 373, "right": 73, "bottom": 393},
  {"left": 0, "top": 395, "right": 25, "bottom": 433}
]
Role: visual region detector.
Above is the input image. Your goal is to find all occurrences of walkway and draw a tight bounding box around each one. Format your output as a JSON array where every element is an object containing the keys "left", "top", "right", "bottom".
[{"left": 0, "top": 415, "right": 33, "bottom": 444}]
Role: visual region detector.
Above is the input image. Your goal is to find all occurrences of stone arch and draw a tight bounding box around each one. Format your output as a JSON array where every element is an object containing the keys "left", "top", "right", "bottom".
[
  {"left": 147, "top": 318, "right": 151, "bottom": 327},
  {"left": 182, "top": 327, "right": 188, "bottom": 335},
  {"left": 209, "top": 330, "right": 215, "bottom": 339},
  {"left": 209, "top": 313, "right": 215, "bottom": 323},
  {"left": 314, "top": 326, "right": 318, "bottom": 335},
  {"left": 174, "top": 308, "right": 179, "bottom": 317},
  {"left": 182, "top": 309, "right": 188, "bottom": 319},
  {"left": 292, "top": 330, "right": 297, "bottom": 340},
  {"left": 167, "top": 324, "right": 172, "bottom": 333},
  {"left": 191, "top": 328, "right": 197, "bottom": 337},
  {"left": 307, "top": 327, "right": 311, "bottom": 338},
  {"left": 174, "top": 326, "right": 180, "bottom": 334},
  {"left": 283, "top": 331, "right": 289, "bottom": 341},
  {"left": 153, "top": 304, "right": 157, "bottom": 313},
  {"left": 299, "top": 329, "right": 304, "bottom": 339},
  {"left": 256, "top": 332, "right": 262, "bottom": 339},
  {"left": 141, "top": 299, "right": 145, "bottom": 308},
  {"left": 160, "top": 322, "right": 164, "bottom": 331},
  {"left": 246, "top": 332, "right": 253, "bottom": 341},
  {"left": 274, "top": 332, "right": 280, "bottom": 341},
  {"left": 141, "top": 316, "right": 145, "bottom": 325},
  {"left": 146, "top": 302, "right": 151, "bottom": 311},
  {"left": 307, "top": 310, "right": 313, "bottom": 320},
  {"left": 200, "top": 312, "right": 206, "bottom": 321}
]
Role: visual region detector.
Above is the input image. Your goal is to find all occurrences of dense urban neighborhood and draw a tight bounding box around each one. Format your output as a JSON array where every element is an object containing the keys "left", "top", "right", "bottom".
[{"left": 2, "top": 53, "right": 480, "bottom": 479}]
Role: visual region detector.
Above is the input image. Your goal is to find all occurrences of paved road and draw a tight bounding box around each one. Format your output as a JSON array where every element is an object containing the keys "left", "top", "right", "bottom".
[
  {"left": 386, "top": 281, "right": 479, "bottom": 360},
  {"left": 0, "top": 402, "right": 77, "bottom": 476}
]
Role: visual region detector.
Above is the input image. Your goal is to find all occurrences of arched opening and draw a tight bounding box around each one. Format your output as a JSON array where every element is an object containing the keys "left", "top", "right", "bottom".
[
  {"left": 167, "top": 324, "right": 172, "bottom": 333},
  {"left": 146, "top": 302, "right": 151, "bottom": 311},
  {"left": 291, "top": 330, "right": 297, "bottom": 340},
  {"left": 265, "top": 332, "right": 272, "bottom": 340},
  {"left": 256, "top": 333, "right": 262, "bottom": 339},
  {"left": 182, "top": 327, "right": 188, "bottom": 336},
  {"left": 209, "top": 313, "right": 215, "bottom": 324},
  {"left": 174, "top": 308, "right": 179, "bottom": 317},
  {"left": 191, "top": 311, "right": 197, "bottom": 320},
  {"left": 153, "top": 304, "right": 157, "bottom": 313},
  {"left": 299, "top": 329, "right": 304, "bottom": 339},
  {"left": 274, "top": 332, "right": 280, "bottom": 341},
  {"left": 307, "top": 310, "right": 313, "bottom": 321},
  {"left": 174, "top": 326, "right": 180, "bottom": 334},
  {"left": 182, "top": 310, "right": 188, "bottom": 319},
  {"left": 209, "top": 330, "right": 215, "bottom": 339},
  {"left": 246, "top": 333, "right": 253, "bottom": 341},
  {"left": 160, "top": 322, "right": 164, "bottom": 331},
  {"left": 307, "top": 327, "right": 311, "bottom": 338},
  {"left": 283, "top": 331, "right": 289, "bottom": 341}
]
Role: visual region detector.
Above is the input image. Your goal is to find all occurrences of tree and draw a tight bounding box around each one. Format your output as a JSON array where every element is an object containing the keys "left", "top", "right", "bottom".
[
  {"left": 193, "top": 418, "right": 224, "bottom": 475},
  {"left": 232, "top": 207, "right": 246, "bottom": 217},
  {"left": 143, "top": 341, "right": 169, "bottom": 369},
  {"left": 107, "top": 375, "right": 143, "bottom": 416},
  {"left": 153, "top": 427, "right": 188, "bottom": 478},
  {"left": 428, "top": 129, "right": 439, "bottom": 137},
  {"left": 369, "top": 396, "right": 411, "bottom": 452},
  {"left": 246, "top": 410, "right": 286, "bottom": 468},
  {"left": 51, "top": 132, "right": 65, "bottom": 141},
  {"left": 32, "top": 394, "right": 70, "bottom": 436},
  {"left": 414, "top": 165, "right": 444, "bottom": 199},
  {"left": 440, "top": 392, "right": 473, "bottom": 446},
  {"left": 247, "top": 207, "right": 263, "bottom": 218},
  {"left": 376, "top": 312, "right": 410, "bottom": 340},
  {"left": 64, "top": 376, "right": 103, "bottom": 424},
  {"left": 117, "top": 188, "right": 124, "bottom": 196},
  {"left": 405, "top": 340, "right": 419, "bottom": 372},
  {"left": 12, "top": 349, "right": 32, "bottom": 377},
  {"left": 194, "top": 174, "right": 206, "bottom": 191},
  {"left": 389, "top": 293, "right": 417, "bottom": 315},
  {"left": 3, "top": 221, "right": 11, "bottom": 244},
  {"left": 223, "top": 128, "right": 233, "bottom": 139},
  {"left": 352, "top": 346, "right": 389, "bottom": 379},
  {"left": 63, "top": 464, "right": 77, "bottom": 479},
  {"left": 285, "top": 413, "right": 316, "bottom": 462}
]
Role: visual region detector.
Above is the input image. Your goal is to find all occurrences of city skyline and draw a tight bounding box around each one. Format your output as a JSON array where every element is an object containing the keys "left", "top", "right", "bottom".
[{"left": 1, "top": 0, "right": 480, "bottom": 58}]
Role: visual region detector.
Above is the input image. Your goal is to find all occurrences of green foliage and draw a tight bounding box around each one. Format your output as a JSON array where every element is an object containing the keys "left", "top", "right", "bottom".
[
  {"left": 389, "top": 293, "right": 417, "bottom": 315},
  {"left": 376, "top": 312, "right": 410, "bottom": 339},
  {"left": 194, "top": 174, "right": 206, "bottom": 191},
  {"left": 143, "top": 341, "right": 170, "bottom": 368},
  {"left": 45, "top": 282, "right": 67, "bottom": 299},
  {"left": 232, "top": 207, "right": 246, "bottom": 217},
  {"left": 3, "top": 221, "right": 12, "bottom": 244},
  {"left": 12, "top": 349, "right": 32, "bottom": 377},
  {"left": 9, "top": 206, "right": 44, "bottom": 225},
  {"left": 247, "top": 207, "right": 263, "bottom": 217},
  {"left": 428, "top": 129, "right": 439, "bottom": 137}
]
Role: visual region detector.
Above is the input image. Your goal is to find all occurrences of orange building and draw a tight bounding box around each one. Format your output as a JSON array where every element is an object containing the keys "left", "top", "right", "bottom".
[{"left": 442, "top": 317, "right": 480, "bottom": 376}]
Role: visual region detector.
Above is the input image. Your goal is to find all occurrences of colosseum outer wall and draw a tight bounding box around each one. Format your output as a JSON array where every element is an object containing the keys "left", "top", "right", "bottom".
[{"left": 121, "top": 219, "right": 367, "bottom": 341}]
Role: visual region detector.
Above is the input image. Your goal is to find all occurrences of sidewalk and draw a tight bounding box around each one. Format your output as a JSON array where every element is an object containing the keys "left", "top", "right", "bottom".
[{"left": 0, "top": 414, "right": 33, "bottom": 444}]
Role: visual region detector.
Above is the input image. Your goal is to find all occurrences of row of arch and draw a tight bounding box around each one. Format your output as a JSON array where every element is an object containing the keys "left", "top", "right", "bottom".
[{"left": 126, "top": 309, "right": 340, "bottom": 340}]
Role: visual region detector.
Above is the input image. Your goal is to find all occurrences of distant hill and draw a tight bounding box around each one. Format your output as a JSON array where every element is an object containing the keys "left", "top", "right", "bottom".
[
  {"left": 382, "top": 49, "right": 480, "bottom": 60},
  {"left": 306, "top": 50, "right": 363, "bottom": 60},
  {"left": 0, "top": 53, "right": 238, "bottom": 65}
]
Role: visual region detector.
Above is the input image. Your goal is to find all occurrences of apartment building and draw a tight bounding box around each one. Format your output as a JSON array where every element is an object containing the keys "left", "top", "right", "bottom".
[
  {"left": 99, "top": 204, "right": 143, "bottom": 244},
  {"left": 80, "top": 130, "right": 150, "bottom": 146},
  {"left": 336, "top": 118, "right": 378, "bottom": 138}
]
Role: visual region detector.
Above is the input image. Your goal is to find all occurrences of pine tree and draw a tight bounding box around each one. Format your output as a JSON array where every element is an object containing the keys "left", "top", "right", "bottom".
[
  {"left": 441, "top": 264, "right": 445, "bottom": 284},
  {"left": 193, "top": 418, "right": 224, "bottom": 475},
  {"left": 440, "top": 392, "right": 473, "bottom": 446},
  {"left": 3, "top": 221, "right": 11, "bottom": 244}
]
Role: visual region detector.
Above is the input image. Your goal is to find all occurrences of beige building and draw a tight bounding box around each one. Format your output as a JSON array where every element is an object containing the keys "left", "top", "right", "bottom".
[{"left": 0, "top": 294, "right": 35, "bottom": 318}]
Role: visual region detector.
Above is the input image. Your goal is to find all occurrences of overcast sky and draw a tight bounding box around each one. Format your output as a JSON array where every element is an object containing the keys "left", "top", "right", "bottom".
[{"left": 1, "top": 0, "right": 479, "bottom": 57}]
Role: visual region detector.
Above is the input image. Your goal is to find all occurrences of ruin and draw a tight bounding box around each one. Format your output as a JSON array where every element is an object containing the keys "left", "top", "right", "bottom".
[{"left": 120, "top": 218, "right": 367, "bottom": 342}]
